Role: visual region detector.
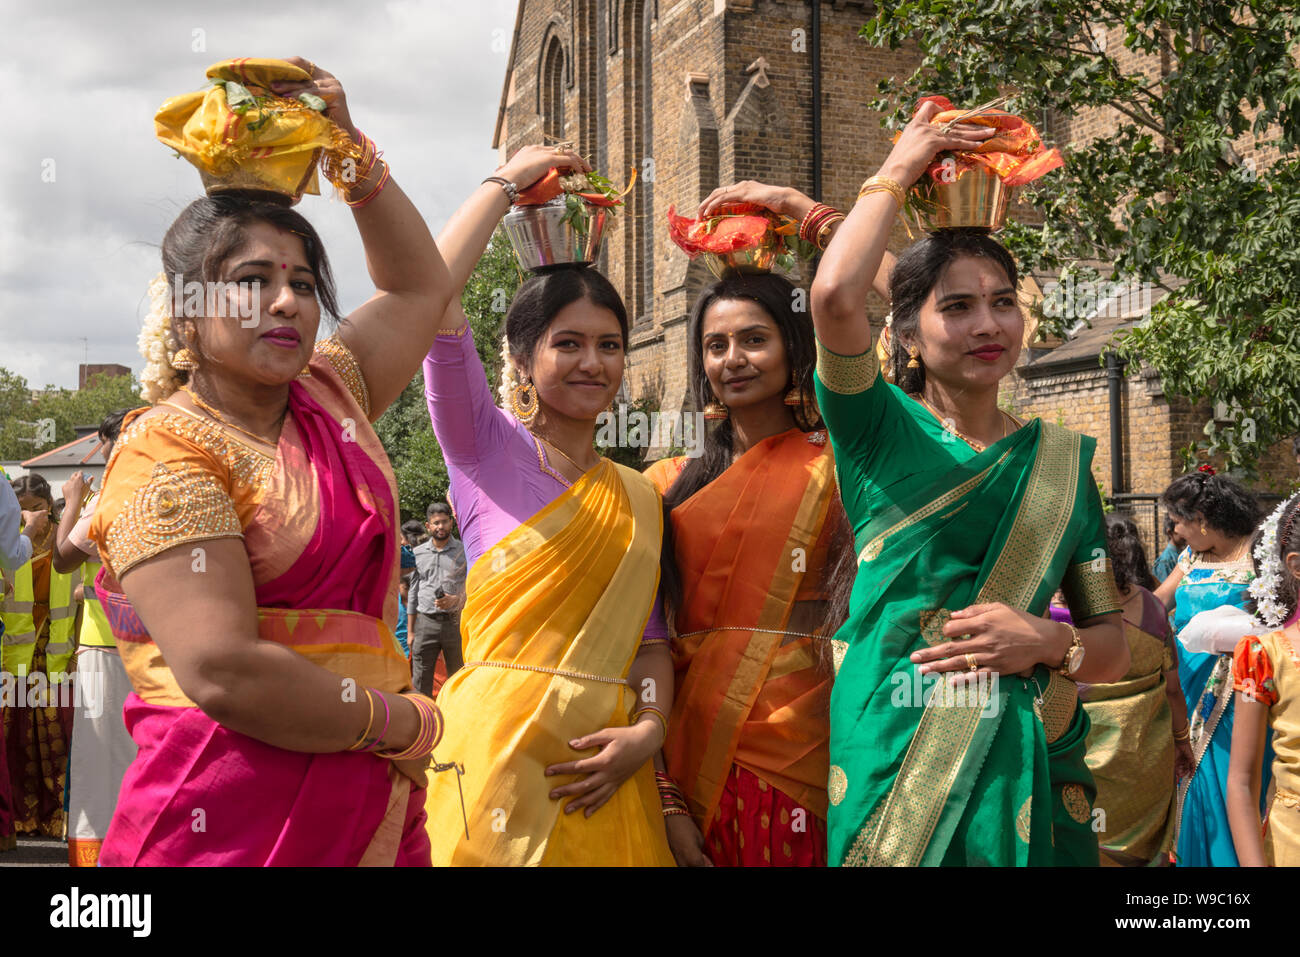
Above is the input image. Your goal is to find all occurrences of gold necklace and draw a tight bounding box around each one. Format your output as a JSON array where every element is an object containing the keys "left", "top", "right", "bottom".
[
  {"left": 914, "top": 395, "right": 1009, "bottom": 452},
  {"left": 181, "top": 386, "right": 283, "bottom": 448},
  {"left": 534, "top": 432, "right": 600, "bottom": 476}
]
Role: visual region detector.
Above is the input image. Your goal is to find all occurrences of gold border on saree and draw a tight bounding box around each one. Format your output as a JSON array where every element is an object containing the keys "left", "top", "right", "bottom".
[{"left": 460, "top": 660, "right": 627, "bottom": 685}]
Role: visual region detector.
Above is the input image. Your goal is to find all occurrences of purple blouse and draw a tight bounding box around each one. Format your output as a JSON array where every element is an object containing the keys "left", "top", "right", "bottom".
[{"left": 422, "top": 327, "right": 667, "bottom": 643}]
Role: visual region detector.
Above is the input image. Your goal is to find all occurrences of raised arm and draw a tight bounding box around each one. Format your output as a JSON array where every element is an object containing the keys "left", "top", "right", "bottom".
[
  {"left": 419, "top": 146, "right": 589, "bottom": 465},
  {"left": 811, "top": 101, "right": 994, "bottom": 355},
  {"left": 429, "top": 145, "right": 589, "bottom": 336},
  {"left": 269, "top": 58, "right": 452, "bottom": 418},
  {"left": 52, "top": 472, "right": 94, "bottom": 574}
]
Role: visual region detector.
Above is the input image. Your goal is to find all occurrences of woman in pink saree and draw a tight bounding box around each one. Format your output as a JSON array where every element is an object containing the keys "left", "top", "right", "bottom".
[{"left": 87, "top": 58, "right": 567, "bottom": 865}]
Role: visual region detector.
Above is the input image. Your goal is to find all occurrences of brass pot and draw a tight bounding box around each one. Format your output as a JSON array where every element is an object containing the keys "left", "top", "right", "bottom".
[
  {"left": 702, "top": 242, "right": 780, "bottom": 279},
  {"left": 914, "top": 164, "right": 1014, "bottom": 230},
  {"left": 198, "top": 150, "right": 320, "bottom": 207}
]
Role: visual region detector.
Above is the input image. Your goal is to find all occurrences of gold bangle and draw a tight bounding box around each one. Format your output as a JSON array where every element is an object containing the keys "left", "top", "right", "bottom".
[
  {"left": 815, "top": 214, "right": 844, "bottom": 251},
  {"left": 856, "top": 186, "right": 903, "bottom": 210},
  {"left": 346, "top": 687, "right": 376, "bottom": 752},
  {"left": 1173, "top": 725, "right": 1191, "bottom": 742},
  {"left": 857, "top": 175, "right": 906, "bottom": 207},
  {"left": 436, "top": 325, "right": 468, "bottom": 338},
  {"left": 632, "top": 706, "right": 668, "bottom": 740}
]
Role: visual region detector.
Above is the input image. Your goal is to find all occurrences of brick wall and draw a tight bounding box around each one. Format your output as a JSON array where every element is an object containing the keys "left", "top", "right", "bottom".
[{"left": 498, "top": 3, "right": 1296, "bottom": 480}]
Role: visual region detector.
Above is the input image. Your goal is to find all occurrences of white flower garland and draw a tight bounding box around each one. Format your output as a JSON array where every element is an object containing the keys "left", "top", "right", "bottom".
[
  {"left": 496, "top": 335, "right": 518, "bottom": 412},
  {"left": 1248, "top": 493, "right": 1299, "bottom": 628},
  {"left": 137, "top": 272, "right": 185, "bottom": 405}
]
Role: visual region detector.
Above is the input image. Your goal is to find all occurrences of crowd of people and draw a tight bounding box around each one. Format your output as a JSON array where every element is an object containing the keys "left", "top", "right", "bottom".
[{"left": 1, "top": 57, "right": 1298, "bottom": 867}]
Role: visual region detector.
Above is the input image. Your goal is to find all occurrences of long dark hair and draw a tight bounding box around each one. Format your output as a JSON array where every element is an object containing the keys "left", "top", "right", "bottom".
[
  {"left": 888, "top": 228, "right": 1019, "bottom": 393},
  {"left": 505, "top": 266, "right": 629, "bottom": 372},
  {"left": 1161, "top": 471, "right": 1260, "bottom": 539},
  {"left": 1106, "top": 513, "right": 1157, "bottom": 592},
  {"left": 162, "top": 195, "right": 340, "bottom": 381},
  {"left": 664, "top": 274, "right": 818, "bottom": 510},
  {"left": 660, "top": 274, "right": 855, "bottom": 662}
]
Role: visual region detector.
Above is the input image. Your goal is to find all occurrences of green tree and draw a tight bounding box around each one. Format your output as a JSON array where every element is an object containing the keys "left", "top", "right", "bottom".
[
  {"left": 862, "top": 0, "right": 1300, "bottom": 474},
  {"left": 0, "top": 369, "right": 142, "bottom": 461},
  {"left": 374, "top": 230, "right": 523, "bottom": 519}
]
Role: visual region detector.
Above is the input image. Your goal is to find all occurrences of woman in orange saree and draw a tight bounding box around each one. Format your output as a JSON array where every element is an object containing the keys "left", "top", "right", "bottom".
[{"left": 646, "top": 269, "right": 854, "bottom": 867}]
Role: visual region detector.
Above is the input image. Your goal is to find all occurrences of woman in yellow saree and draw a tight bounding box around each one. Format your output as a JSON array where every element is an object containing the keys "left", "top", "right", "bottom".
[{"left": 419, "top": 147, "right": 674, "bottom": 865}]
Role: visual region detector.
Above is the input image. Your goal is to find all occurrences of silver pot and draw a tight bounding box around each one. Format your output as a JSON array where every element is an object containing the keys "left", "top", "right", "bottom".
[{"left": 502, "top": 196, "right": 609, "bottom": 272}]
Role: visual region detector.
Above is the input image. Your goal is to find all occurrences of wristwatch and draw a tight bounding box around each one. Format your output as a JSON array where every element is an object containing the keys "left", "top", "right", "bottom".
[{"left": 1058, "top": 622, "right": 1085, "bottom": 677}]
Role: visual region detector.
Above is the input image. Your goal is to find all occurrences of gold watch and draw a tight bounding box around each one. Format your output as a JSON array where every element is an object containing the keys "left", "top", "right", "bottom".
[{"left": 1058, "top": 622, "right": 1085, "bottom": 677}]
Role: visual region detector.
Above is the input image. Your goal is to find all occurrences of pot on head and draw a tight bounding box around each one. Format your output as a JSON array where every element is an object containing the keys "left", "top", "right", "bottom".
[{"left": 503, "top": 196, "right": 610, "bottom": 272}]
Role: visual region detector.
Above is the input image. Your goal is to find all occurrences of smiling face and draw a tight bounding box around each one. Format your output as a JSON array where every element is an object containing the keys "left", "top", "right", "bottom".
[
  {"left": 700, "top": 297, "right": 790, "bottom": 412},
  {"left": 905, "top": 255, "right": 1024, "bottom": 394},
  {"left": 177, "top": 221, "right": 321, "bottom": 389},
  {"left": 519, "top": 298, "right": 625, "bottom": 422}
]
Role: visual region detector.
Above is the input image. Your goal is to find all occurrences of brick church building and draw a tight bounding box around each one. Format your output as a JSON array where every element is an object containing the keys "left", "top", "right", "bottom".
[{"left": 492, "top": 1, "right": 1295, "bottom": 550}]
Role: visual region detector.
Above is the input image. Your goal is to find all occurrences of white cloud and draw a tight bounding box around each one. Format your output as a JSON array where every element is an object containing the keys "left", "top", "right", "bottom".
[{"left": 0, "top": 0, "right": 518, "bottom": 389}]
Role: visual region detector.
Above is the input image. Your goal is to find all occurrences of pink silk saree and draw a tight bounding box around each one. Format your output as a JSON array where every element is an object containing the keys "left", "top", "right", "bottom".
[{"left": 94, "top": 346, "right": 429, "bottom": 866}]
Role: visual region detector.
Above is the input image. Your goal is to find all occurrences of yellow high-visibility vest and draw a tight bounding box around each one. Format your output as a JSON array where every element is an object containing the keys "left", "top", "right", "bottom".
[
  {"left": 77, "top": 559, "right": 115, "bottom": 649},
  {"left": 1, "top": 558, "right": 80, "bottom": 678}
]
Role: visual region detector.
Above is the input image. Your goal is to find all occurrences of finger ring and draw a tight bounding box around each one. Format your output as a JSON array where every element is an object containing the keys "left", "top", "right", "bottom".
[
  {"left": 966, "top": 653, "right": 979, "bottom": 672},
  {"left": 304, "top": 60, "right": 317, "bottom": 75}
]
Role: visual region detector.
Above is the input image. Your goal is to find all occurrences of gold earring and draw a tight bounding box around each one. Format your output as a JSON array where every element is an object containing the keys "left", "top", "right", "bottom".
[
  {"left": 1201, "top": 525, "right": 1208, "bottom": 536},
  {"left": 907, "top": 346, "right": 921, "bottom": 370},
  {"left": 172, "top": 348, "right": 199, "bottom": 372},
  {"left": 296, "top": 366, "right": 313, "bottom": 380},
  {"left": 509, "top": 379, "right": 539, "bottom": 426},
  {"left": 703, "top": 400, "right": 728, "bottom": 422}
]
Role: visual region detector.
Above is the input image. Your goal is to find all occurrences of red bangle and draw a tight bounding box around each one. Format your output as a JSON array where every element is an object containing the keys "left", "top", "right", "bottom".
[{"left": 799, "top": 203, "right": 841, "bottom": 244}]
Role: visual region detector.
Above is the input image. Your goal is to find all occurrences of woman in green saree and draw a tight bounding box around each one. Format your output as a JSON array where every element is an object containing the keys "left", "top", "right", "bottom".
[{"left": 808, "top": 100, "right": 1130, "bottom": 866}]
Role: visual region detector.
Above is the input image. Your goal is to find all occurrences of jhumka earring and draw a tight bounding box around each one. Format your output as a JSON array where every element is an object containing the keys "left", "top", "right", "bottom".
[
  {"left": 296, "top": 365, "right": 313, "bottom": 380},
  {"left": 907, "top": 346, "right": 921, "bottom": 369},
  {"left": 172, "top": 348, "right": 199, "bottom": 372},
  {"left": 703, "top": 400, "right": 729, "bottom": 422},
  {"left": 784, "top": 379, "right": 820, "bottom": 426},
  {"left": 509, "top": 378, "right": 539, "bottom": 426}
]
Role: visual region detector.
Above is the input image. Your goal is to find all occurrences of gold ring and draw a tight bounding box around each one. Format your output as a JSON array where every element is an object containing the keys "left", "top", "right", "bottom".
[{"left": 966, "top": 653, "right": 979, "bottom": 672}]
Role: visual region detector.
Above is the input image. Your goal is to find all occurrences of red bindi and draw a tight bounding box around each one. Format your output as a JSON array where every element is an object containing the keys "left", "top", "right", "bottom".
[{"left": 281, "top": 263, "right": 288, "bottom": 269}]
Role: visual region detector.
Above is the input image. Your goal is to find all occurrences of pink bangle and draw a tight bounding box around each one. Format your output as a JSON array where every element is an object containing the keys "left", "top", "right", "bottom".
[
  {"left": 347, "top": 160, "right": 391, "bottom": 209},
  {"left": 376, "top": 693, "right": 443, "bottom": 761}
]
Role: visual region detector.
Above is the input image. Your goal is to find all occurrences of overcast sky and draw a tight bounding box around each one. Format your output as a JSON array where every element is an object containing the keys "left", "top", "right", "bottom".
[{"left": 0, "top": 0, "right": 518, "bottom": 390}]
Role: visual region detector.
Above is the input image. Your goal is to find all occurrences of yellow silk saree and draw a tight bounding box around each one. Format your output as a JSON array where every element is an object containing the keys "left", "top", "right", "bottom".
[{"left": 423, "top": 459, "right": 674, "bottom": 866}]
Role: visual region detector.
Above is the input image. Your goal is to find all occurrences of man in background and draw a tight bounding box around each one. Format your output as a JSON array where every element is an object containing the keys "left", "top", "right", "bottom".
[{"left": 407, "top": 502, "right": 467, "bottom": 696}]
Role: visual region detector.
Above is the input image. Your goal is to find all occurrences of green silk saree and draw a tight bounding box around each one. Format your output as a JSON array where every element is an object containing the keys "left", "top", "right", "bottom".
[{"left": 814, "top": 340, "right": 1120, "bottom": 866}]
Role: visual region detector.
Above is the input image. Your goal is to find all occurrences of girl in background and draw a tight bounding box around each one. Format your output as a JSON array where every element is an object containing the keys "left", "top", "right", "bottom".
[{"left": 1228, "top": 494, "right": 1300, "bottom": 865}]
